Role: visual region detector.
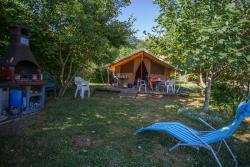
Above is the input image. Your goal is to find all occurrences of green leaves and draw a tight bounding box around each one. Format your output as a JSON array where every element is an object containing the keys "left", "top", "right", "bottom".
[
  {"left": 225, "top": 2, "right": 236, "bottom": 12},
  {"left": 151, "top": 0, "right": 249, "bottom": 111},
  {"left": 153, "top": 0, "right": 249, "bottom": 75},
  {"left": 0, "top": 0, "right": 134, "bottom": 88},
  {"left": 218, "top": 39, "right": 224, "bottom": 44}
]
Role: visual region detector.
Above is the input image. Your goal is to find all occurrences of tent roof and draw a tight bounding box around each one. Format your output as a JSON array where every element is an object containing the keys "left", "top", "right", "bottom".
[{"left": 106, "top": 48, "right": 177, "bottom": 71}]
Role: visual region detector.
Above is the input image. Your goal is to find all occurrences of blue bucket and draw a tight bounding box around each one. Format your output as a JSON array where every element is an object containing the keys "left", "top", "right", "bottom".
[
  {"left": 10, "top": 89, "right": 22, "bottom": 108},
  {"left": 127, "top": 83, "right": 133, "bottom": 88}
]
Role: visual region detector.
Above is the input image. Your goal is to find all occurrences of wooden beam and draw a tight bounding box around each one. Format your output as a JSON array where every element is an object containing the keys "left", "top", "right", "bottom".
[{"left": 107, "top": 69, "right": 110, "bottom": 85}]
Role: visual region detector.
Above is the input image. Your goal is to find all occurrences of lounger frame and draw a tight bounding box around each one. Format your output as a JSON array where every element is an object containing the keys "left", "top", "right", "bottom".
[{"left": 168, "top": 118, "right": 237, "bottom": 167}]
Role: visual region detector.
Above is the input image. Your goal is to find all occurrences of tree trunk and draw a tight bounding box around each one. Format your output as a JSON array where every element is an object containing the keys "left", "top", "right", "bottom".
[
  {"left": 61, "top": 75, "right": 75, "bottom": 97},
  {"left": 199, "top": 71, "right": 206, "bottom": 88},
  {"left": 100, "top": 68, "right": 104, "bottom": 83},
  {"left": 247, "top": 80, "right": 250, "bottom": 99},
  {"left": 58, "top": 60, "right": 73, "bottom": 97},
  {"left": 204, "top": 73, "right": 212, "bottom": 112},
  {"left": 199, "top": 70, "right": 206, "bottom": 95}
]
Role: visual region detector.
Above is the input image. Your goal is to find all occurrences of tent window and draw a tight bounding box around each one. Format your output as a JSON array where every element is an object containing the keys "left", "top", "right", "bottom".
[
  {"left": 120, "top": 61, "right": 134, "bottom": 73},
  {"left": 151, "top": 61, "right": 164, "bottom": 74}
]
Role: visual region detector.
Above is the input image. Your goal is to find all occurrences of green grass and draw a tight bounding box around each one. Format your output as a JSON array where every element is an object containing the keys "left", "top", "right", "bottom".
[{"left": 0, "top": 91, "right": 249, "bottom": 167}]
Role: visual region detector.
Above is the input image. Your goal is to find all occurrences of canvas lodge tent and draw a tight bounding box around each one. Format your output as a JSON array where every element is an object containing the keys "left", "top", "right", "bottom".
[{"left": 106, "top": 49, "right": 177, "bottom": 87}]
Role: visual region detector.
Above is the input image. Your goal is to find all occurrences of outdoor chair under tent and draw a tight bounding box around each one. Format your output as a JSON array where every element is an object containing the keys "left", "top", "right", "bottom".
[
  {"left": 136, "top": 100, "right": 250, "bottom": 167},
  {"left": 138, "top": 80, "right": 147, "bottom": 92},
  {"left": 165, "top": 79, "right": 175, "bottom": 94}
]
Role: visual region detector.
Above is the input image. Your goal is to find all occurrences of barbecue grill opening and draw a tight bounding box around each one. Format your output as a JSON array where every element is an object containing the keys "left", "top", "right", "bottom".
[{"left": 15, "top": 61, "right": 40, "bottom": 81}]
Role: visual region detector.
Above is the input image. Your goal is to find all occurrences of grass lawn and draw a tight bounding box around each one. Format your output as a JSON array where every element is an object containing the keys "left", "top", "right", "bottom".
[{"left": 0, "top": 90, "right": 249, "bottom": 167}]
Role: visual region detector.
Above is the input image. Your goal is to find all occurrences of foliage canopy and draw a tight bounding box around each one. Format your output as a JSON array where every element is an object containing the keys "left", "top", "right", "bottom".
[
  {"left": 0, "top": 0, "right": 134, "bottom": 96},
  {"left": 150, "top": 0, "right": 250, "bottom": 111}
]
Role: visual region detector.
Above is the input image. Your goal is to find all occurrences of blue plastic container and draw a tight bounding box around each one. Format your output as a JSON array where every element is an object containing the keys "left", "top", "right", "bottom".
[
  {"left": 127, "top": 83, "right": 133, "bottom": 88},
  {"left": 10, "top": 89, "right": 22, "bottom": 108}
]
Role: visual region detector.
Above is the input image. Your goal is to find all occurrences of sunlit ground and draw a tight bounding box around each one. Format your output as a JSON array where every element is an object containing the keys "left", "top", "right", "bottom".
[{"left": 0, "top": 90, "right": 249, "bottom": 167}]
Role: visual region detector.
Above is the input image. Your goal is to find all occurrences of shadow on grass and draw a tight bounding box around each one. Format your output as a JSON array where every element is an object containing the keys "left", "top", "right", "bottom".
[{"left": 0, "top": 91, "right": 249, "bottom": 167}]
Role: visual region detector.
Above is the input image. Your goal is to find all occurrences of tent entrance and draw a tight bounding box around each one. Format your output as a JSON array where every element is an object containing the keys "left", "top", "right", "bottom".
[{"left": 134, "top": 61, "right": 148, "bottom": 85}]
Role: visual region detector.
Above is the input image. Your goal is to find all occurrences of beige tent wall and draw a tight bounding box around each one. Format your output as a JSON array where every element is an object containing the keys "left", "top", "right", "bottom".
[
  {"left": 132, "top": 57, "right": 151, "bottom": 84},
  {"left": 117, "top": 60, "right": 135, "bottom": 84},
  {"left": 147, "top": 70, "right": 173, "bottom": 81},
  {"left": 133, "top": 57, "right": 150, "bottom": 74},
  {"left": 133, "top": 57, "right": 141, "bottom": 74},
  {"left": 115, "top": 62, "right": 175, "bottom": 86},
  {"left": 117, "top": 57, "right": 150, "bottom": 85},
  {"left": 109, "top": 51, "right": 177, "bottom": 87},
  {"left": 148, "top": 60, "right": 165, "bottom": 80},
  {"left": 143, "top": 57, "right": 151, "bottom": 73},
  {"left": 115, "top": 66, "right": 120, "bottom": 73},
  {"left": 115, "top": 65, "right": 134, "bottom": 84},
  {"left": 119, "top": 73, "right": 134, "bottom": 84}
]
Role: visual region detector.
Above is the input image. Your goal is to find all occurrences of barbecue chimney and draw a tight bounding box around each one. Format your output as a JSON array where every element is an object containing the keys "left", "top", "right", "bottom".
[{"left": 0, "top": 25, "right": 41, "bottom": 81}]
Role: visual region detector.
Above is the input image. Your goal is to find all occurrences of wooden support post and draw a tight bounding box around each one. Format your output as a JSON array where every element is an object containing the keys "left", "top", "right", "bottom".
[
  {"left": 107, "top": 69, "right": 110, "bottom": 85},
  {"left": 141, "top": 53, "right": 143, "bottom": 80}
]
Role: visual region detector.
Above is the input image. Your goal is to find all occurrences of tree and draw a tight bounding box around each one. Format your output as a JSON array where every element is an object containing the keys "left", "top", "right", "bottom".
[
  {"left": 153, "top": 0, "right": 249, "bottom": 111},
  {"left": 0, "top": 0, "right": 134, "bottom": 96}
]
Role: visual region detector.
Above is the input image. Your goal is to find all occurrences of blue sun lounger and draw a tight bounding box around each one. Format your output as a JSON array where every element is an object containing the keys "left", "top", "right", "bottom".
[{"left": 136, "top": 101, "right": 250, "bottom": 167}]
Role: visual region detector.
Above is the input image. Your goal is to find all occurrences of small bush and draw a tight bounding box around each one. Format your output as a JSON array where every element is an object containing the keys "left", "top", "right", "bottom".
[
  {"left": 177, "top": 107, "right": 230, "bottom": 123},
  {"left": 211, "top": 81, "right": 247, "bottom": 116}
]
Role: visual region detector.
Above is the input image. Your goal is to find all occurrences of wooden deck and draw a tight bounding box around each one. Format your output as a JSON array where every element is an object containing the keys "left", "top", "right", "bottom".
[{"left": 94, "top": 85, "right": 183, "bottom": 99}]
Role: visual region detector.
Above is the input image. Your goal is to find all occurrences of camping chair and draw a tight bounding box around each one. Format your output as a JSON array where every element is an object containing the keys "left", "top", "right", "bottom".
[
  {"left": 43, "top": 71, "right": 56, "bottom": 96},
  {"left": 149, "top": 76, "right": 158, "bottom": 91},
  {"left": 159, "top": 80, "right": 166, "bottom": 92},
  {"left": 165, "top": 79, "right": 175, "bottom": 94},
  {"left": 136, "top": 101, "right": 250, "bottom": 167},
  {"left": 138, "top": 80, "right": 147, "bottom": 92},
  {"left": 74, "top": 76, "right": 90, "bottom": 99}
]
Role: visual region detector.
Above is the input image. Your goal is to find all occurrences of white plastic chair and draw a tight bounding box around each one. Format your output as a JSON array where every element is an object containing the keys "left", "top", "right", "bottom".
[
  {"left": 74, "top": 76, "right": 90, "bottom": 99},
  {"left": 138, "top": 80, "right": 147, "bottom": 92},
  {"left": 165, "top": 79, "right": 175, "bottom": 94}
]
